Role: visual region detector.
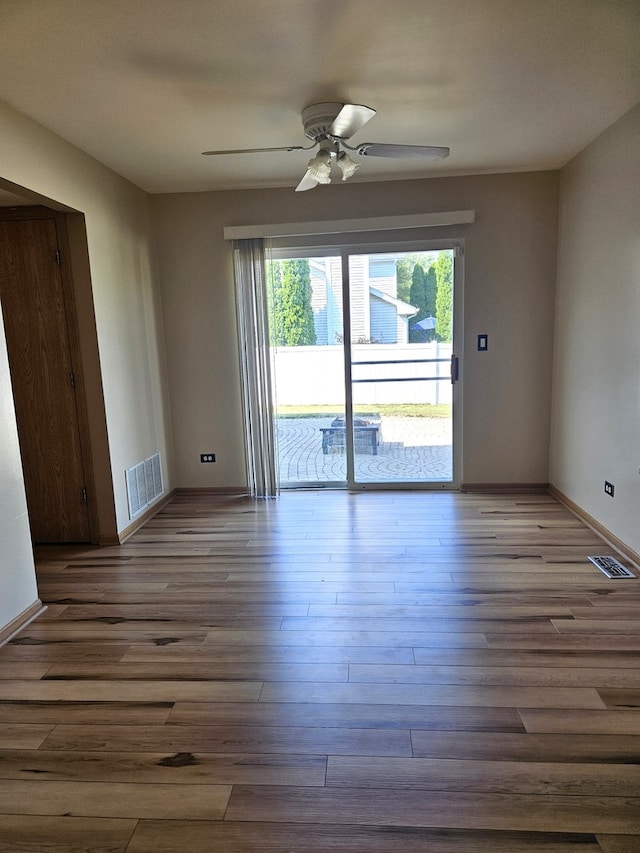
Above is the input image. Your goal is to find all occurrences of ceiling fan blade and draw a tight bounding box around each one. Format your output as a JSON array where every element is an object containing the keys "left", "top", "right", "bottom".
[
  {"left": 329, "top": 104, "right": 376, "bottom": 139},
  {"left": 355, "top": 143, "right": 450, "bottom": 160},
  {"left": 202, "top": 145, "right": 308, "bottom": 155},
  {"left": 295, "top": 170, "right": 319, "bottom": 192}
]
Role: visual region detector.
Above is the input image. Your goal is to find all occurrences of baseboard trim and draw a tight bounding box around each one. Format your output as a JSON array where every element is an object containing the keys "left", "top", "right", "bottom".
[
  {"left": 118, "top": 489, "right": 177, "bottom": 543},
  {"left": 460, "top": 482, "right": 549, "bottom": 494},
  {"left": 174, "top": 487, "right": 249, "bottom": 496},
  {"left": 98, "top": 534, "right": 125, "bottom": 546},
  {"left": 0, "top": 599, "right": 46, "bottom": 648},
  {"left": 549, "top": 485, "right": 640, "bottom": 569}
]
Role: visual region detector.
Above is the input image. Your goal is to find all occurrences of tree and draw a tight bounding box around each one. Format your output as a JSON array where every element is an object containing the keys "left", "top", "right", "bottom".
[
  {"left": 408, "top": 263, "right": 437, "bottom": 342},
  {"left": 266, "top": 259, "right": 284, "bottom": 344},
  {"left": 409, "top": 263, "right": 426, "bottom": 342},
  {"left": 267, "top": 259, "right": 316, "bottom": 346},
  {"left": 435, "top": 251, "right": 453, "bottom": 342},
  {"left": 424, "top": 265, "right": 437, "bottom": 321},
  {"left": 395, "top": 257, "right": 413, "bottom": 304},
  {"left": 397, "top": 252, "right": 439, "bottom": 305}
]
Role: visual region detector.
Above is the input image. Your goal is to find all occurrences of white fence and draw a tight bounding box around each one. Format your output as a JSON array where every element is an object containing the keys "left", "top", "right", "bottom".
[{"left": 272, "top": 342, "right": 453, "bottom": 407}]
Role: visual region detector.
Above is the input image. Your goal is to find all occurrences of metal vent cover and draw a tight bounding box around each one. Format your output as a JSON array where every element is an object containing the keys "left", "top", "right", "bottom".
[
  {"left": 126, "top": 452, "right": 163, "bottom": 520},
  {"left": 588, "top": 555, "right": 636, "bottom": 579}
]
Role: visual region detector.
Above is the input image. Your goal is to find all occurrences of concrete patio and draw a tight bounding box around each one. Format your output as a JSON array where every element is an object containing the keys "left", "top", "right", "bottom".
[{"left": 276, "top": 416, "right": 452, "bottom": 485}]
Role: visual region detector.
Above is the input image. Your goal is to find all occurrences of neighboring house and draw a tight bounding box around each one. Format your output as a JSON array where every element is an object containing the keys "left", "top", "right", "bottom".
[
  {"left": 309, "top": 257, "right": 342, "bottom": 345},
  {"left": 309, "top": 253, "right": 418, "bottom": 344},
  {"left": 369, "top": 287, "right": 419, "bottom": 344}
]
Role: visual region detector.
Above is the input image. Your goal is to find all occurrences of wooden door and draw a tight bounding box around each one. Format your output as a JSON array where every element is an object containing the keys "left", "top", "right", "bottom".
[{"left": 0, "top": 215, "right": 91, "bottom": 542}]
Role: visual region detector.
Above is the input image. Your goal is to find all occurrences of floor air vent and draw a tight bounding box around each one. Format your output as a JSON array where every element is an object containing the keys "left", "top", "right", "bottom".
[
  {"left": 588, "top": 555, "right": 636, "bottom": 579},
  {"left": 126, "top": 452, "right": 163, "bottom": 520}
]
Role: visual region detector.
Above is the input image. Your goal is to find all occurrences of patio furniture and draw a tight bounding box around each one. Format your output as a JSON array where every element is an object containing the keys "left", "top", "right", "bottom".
[{"left": 320, "top": 414, "right": 381, "bottom": 455}]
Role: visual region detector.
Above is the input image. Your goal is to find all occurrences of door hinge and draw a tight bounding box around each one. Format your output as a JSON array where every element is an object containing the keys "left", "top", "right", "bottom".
[
  {"left": 55, "top": 247, "right": 61, "bottom": 266},
  {"left": 70, "top": 372, "right": 76, "bottom": 389},
  {"left": 81, "top": 487, "right": 88, "bottom": 503}
]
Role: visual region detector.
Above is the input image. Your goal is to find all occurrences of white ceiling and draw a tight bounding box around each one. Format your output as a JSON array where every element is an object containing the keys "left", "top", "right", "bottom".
[{"left": 1, "top": 0, "right": 639, "bottom": 195}]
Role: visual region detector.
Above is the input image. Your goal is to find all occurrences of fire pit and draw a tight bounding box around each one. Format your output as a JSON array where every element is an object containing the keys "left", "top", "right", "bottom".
[{"left": 320, "top": 413, "right": 382, "bottom": 455}]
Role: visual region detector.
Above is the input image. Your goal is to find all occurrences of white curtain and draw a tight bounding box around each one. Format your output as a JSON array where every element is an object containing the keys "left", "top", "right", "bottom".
[{"left": 233, "top": 238, "right": 279, "bottom": 497}]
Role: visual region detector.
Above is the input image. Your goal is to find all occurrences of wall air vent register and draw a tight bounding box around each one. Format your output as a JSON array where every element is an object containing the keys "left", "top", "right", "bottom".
[{"left": 126, "top": 452, "right": 163, "bottom": 520}]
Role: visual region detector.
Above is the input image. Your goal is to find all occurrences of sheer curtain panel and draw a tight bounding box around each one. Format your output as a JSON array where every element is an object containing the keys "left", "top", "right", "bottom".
[{"left": 233, "top": 238, "right": 278, "bottom": 497}]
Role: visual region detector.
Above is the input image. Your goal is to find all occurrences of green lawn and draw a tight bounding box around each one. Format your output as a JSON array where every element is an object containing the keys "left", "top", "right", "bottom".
[{"left": 276, "top": 403, "right": 451, "bottom": 419}]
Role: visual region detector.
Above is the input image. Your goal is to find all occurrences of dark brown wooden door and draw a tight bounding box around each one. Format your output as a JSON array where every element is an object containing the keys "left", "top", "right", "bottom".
[{"left": 0, "top": 217, "right": 91, "bottom": 542}]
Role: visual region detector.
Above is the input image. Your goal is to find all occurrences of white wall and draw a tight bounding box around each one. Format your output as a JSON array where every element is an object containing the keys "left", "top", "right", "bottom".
[
  {"left": 0, "top": 307, "right": 39, "bottom": 629},
  {"left": 152, "top": 170, "right": 559, "bottom": 489},
  {"left": 550, "top": 103, "right": 640, "bottom": 555}
]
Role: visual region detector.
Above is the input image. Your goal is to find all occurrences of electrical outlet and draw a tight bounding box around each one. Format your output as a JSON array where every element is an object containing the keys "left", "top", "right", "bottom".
[
  {"left": 200, "top": 453, "right": 216, "bottom": 463},
  {"left": 604, "top": 480, "right": 615, "bottom": 497}
]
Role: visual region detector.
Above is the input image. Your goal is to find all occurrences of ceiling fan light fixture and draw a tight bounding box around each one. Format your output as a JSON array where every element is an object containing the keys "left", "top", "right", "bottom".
[
  {"left": 336, "top": 150, "right": 360, "bottom": 181},
  {"left": 306, "top": 150, "right": 332, "bottom": 184},
  {"left": 202, "top": 103, "right": 450, "bottom": 192}
]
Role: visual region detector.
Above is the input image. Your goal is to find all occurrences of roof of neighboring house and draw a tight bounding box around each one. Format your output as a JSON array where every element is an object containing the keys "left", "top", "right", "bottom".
[{"left": 369, "top": 286, "right": 418, "bottom": 317}]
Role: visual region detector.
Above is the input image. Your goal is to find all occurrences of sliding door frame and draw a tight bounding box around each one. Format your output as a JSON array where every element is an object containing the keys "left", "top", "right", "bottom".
[{"left": 270, "top": 236, "right": 465, "bottom": 491}]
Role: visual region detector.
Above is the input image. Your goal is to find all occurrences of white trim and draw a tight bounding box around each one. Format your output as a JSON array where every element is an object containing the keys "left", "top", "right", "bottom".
[{"left": 223, "top": 210, "right": 475, "bottom": 240}]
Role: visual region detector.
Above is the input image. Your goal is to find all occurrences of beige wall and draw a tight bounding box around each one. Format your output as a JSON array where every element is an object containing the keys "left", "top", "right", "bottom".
[
  {"left": 152, "top": 170, "right": 559, "bottom": 488},
  {"left": 0, "top": 97, "right": 172, "bottom": 630},
  {"left": 550, "top": 103, "right": 640, "bottom": 555}
]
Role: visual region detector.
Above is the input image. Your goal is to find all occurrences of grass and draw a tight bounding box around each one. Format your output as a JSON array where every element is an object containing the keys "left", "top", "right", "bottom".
[{"left": 276, "top": 403, "right": 451, "bottom": 419}]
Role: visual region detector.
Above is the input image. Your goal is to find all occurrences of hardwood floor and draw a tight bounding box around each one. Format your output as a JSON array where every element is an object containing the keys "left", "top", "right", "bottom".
[{"left": 2, "top": 490, "right": 640, "bottom": 852}]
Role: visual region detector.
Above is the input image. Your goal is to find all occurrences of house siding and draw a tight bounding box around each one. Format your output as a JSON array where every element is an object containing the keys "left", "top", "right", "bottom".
[{"left": 370, "top": 295, "right": 399, "bottom": 343}]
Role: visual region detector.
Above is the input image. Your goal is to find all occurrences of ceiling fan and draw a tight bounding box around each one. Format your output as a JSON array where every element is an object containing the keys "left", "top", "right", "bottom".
[{"left": 202, "top": 102, "right": 449, "bottom": 192}]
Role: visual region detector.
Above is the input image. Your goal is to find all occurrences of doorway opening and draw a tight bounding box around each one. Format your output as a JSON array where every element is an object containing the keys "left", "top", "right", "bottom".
[{"left": 0, "top": 203, "right": 116, "bottom": 544}]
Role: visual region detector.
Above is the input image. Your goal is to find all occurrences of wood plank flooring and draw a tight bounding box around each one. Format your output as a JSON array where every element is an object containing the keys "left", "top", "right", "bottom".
[{"left": 1, "top": 490, "right": 640, "bottom": 852}]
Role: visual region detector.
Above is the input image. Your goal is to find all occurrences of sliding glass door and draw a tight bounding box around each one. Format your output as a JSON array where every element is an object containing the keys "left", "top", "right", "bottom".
[
  {"left": 268, "top": 254, "right": 347, "bottom": 486},
  {"left": 347, "top": 249, "right": 455, "bottom": 486},
  {"left": 267, "top": 243, "right": 461, "bottom": 489}
]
